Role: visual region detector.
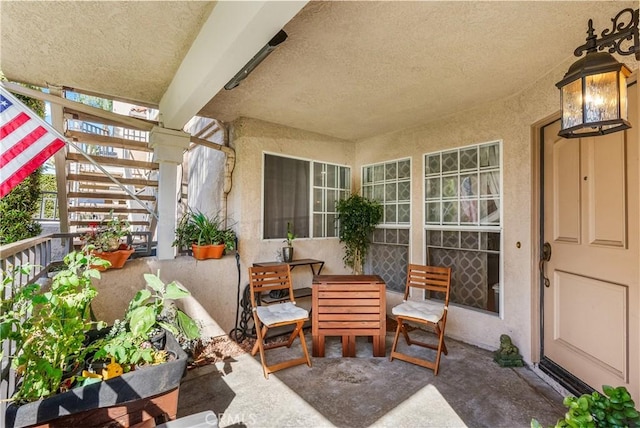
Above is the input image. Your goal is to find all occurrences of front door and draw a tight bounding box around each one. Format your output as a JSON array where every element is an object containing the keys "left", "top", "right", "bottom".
[{"left": 541, "top": 83, "right": 639, "bottom": 399}]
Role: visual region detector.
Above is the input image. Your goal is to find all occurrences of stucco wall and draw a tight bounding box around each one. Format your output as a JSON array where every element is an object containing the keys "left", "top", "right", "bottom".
[
  {"left": 228, "top": 117, "right": 355, "bottom": 289},
  {"left": 90, "top": 256, "right": 238, "bottom": 338},
  {"left": 355, "top": 57, "right": 638, "bottom": 363}
]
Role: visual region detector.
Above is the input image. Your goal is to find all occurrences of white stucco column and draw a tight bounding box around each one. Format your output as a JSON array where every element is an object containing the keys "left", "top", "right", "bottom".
[{"left": 149, "top": 126, "right": 190, "bottom": 260}]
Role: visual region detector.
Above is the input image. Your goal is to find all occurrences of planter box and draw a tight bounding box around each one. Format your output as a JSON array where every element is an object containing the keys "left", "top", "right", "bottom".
[
  {"left": 191, "top": 244, "right": 224, "bottom": 260},
  {"left": 92, "top": 247, "right": 135, "bottom": 271},
  {"left": 5, "top": 333, "right": 187, "bottom": 428}
]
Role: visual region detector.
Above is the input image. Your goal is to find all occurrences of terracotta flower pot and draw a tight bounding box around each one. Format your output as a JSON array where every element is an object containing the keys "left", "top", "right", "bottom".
[
  {"left": 92, "top": 246, "right": 134, "bottom": 271},
  {"left": 191, "top": 244, "right": 225, "bottom": 260}
]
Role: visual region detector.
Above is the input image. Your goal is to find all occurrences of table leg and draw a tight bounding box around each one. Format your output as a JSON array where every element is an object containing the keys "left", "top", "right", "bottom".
[
  {"left": 342, "top": 335, "right": 356, "bottom": 357},
  {"left": 373, "top": 334, "right": 386, "bottom": 357},
  {"left": 312, "top": 334, "right": 325, "bottom": 357}
]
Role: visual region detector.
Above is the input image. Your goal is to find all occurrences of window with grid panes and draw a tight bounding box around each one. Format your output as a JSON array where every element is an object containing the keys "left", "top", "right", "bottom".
[
  {"left": 362, "top": 158, "right": 411, "bottom": 225},
  {"left": 424, "top": 141, "right": 502, "bottom": 314},
  {"left": 362, "top": 159, "right": 411, "bottom": 292},
  {"left": 263, "top": 153, "right": 351, "bottom": 240},
  {"left": 313, "top": 162, "right": 351, "bottom": 237}
]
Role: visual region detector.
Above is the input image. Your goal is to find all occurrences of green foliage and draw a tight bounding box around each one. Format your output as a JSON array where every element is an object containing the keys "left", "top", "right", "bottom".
[
  {"left": 1, "top": 251, "right": 107, "bottom": 403},
  {"left": 0, "top": 168, "right": 42, "bottom": 244},
  {"left": 81, "top": 214, "right": 130, "bottom": 252},
  {"left": 173, "top": 209, "right": 236, "bottom": 251},
  {"left": 532, "top": 385, "right": 640, "bottom": 428},
  {"left": 335, "top": 194, "right": 383, "bottom": 274},
  {"left": 284, "top": 222, "right": 296, "bottom": 247}
]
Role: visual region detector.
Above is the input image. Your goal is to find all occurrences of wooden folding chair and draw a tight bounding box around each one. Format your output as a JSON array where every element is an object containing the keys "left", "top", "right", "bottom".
[
  {"left": 248, "top": 264, "right": 311, "bottom": 378},
  {"left": 389, "top": 264, "right": 452, "bottom": 375}
]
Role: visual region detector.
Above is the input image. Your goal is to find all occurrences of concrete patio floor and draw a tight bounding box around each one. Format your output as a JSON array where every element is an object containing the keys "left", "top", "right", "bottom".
[{"left": 176, "top": 329, "right": 567, "bottom": 428}]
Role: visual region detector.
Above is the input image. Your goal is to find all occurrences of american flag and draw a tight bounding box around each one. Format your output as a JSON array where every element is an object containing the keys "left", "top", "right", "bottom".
[{"left": 0, "top": 87, "right": 65, "bottom": 198}]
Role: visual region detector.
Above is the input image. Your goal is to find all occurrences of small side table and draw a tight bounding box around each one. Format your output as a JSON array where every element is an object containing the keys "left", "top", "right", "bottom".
[{"left": 312, "top": 275, "right": 386, "bottom": 358}]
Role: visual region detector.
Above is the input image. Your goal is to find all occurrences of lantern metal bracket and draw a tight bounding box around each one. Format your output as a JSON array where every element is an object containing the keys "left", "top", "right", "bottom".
[{"left": 573, "top": 8, "right": 639, "bottom": 60}]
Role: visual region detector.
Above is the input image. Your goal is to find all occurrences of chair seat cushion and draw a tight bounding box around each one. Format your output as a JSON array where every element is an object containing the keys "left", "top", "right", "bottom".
[
  {"left": 256, "top": 302, "right": 309, "bottom": 326},
  {"left": 392, "top": 299, "right": 445, "bottom": 323}
]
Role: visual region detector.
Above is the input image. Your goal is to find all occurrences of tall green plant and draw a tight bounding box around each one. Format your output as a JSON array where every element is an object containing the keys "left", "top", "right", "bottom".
[{"left": 336, "top": 194, "right": 383, "bottom": 274}]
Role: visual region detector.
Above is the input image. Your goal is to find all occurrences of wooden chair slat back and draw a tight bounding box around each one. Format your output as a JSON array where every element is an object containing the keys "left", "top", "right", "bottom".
[
  {"left": 248, "top": 264, "right": 295, "bottom": 307},
  {"left": 404, "top": 264, "right": 452, "bottom": 304}
]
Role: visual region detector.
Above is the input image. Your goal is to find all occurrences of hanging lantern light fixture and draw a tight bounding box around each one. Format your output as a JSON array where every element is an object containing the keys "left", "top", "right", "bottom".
[{"left": 556, "top": 8, "right": 639, "bottom": 139}]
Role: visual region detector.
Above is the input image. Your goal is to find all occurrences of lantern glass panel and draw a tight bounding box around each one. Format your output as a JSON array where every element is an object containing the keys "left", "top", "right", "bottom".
[
  {"left": 584, "top": 71, "right": 618, "bottom": 124},
  {"left": 562, "top": 79, "right": 583, "bottom": 130},
  {"left": 620, "top": 73, "right": 628, "bottom": 122}
]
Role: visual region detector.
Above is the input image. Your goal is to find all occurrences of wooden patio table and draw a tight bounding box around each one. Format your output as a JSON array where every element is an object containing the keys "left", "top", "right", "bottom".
[{"left": 312, "top": 275, "right": 386, "bottom": 357}]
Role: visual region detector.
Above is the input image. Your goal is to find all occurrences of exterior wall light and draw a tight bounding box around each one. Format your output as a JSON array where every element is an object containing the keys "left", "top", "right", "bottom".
[
  {"left": 556, "top": 8, "right": 639, "bottom": 138},
  {"left": 224, "top": 30, "right": 288, "bottom": 90}
]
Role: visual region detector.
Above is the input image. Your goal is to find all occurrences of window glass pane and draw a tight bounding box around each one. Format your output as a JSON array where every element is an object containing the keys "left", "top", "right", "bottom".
[
  {"left": 442, "top": 230, "right": 458, "bottom": 248},
  {"left": 313, "top": 213, "right": 323, "bottom": 237},
  {"left": 398, "top": 228, "right": 410, "bottom": 245},
  {"left": 385, "top": 162, "right": 397, "bottom": 180},
  {"left": 460, "top": 231, "right": 479, "bottom": 249},
  {"left": 426, "top": 202, "right": 441, "bottom": 224},
  {"left": 314, "top": 188, "right": 324, "bottom": 211},
  {"left": 327, "top": 214, "right": 338, "bottom": 237},
  {"left": 373, "top": 228, "right": 385, "bottom": 243},
  {"left": 442, "top": 176, "right": 458, "bottom": 198},
  {"left": 326, "top": 164, "right": 337, "bottom": 188},
  {"left": 385, "top": 183, "right": 397, "bottom": 202},
  {"left": 339, "top": 167, "right": 350, "bottom": 189},
  {"left": 460, "top": 147, "right": 477, "bottom": 170},
  {"left": 385, "top": 229, "right": 397, "bottom": 243},
  {"left": 480, "top": 172, "right": 499, "bottom": 196},
  {"left": 374, "top": 164, "right": 384, "bottom": 182},
  {"left": 460, "top": 200, "right": 478, "bottom": 224},
  {"left": 426, "top": 154, "right": 440, "bottom": 175},
  {"left": 327, "top": 190, "right": 336, "bottom": 214},
  {"left": 385, "top": 205, "right": 397, "bottom": 223},
  {"left": 363, "top": 166, "right": 373, "bottom": 184},
  {"left": 362, "top": 185, "right": 373, "bottom": 199},
  {"left": 339, "top": 190, "right": 349, "bottom": 203},
  {"left": 480, "top": 199, "right": 500, "bottom": 225},
  {"left": 398, "top": 159, "right": 411, "bottom": 178},
  {"left": 398, "top": 181, "right": 410, "bottom": 201},
  {"left": 398, "top": 203, "right": 410, "bottom": 223},
  {"left": 480, "top": 143, "right": 500, "bottom": 168},
  {"left": 427, "top": 230, "right": 441, "bottom": 246},
  {"left": 314, "top": 163, "right": 324, "bottom": 186},
  {"left": 373, "top": 184, "right": 384, "bottom": 202},
  {"left": 426, "top": 178, "right": 440, "bottom": 199},
  {"left": 442, "top": 151, "right": 458, "bottom": 173},
  {"left": 442, "top": 201, "right": 458, "bottom": 223},
  {"left": 460, "top": 174, "right": 477, "bottom": 198}
]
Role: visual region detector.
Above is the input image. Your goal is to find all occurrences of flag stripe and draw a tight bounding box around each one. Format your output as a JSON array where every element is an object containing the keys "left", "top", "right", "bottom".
[
  {"left": 0, "top": 87, "right": 66, "bottom": 198},
  {"left": 0, "top": 112, "right": 30, "bottom": 138},
  {"left": 0, "top": 137, "right": 65, "bottom": 198},
  {"left": 1, "top": 132, "right": 59, "bottom": 179},
  {"left": 0, "top": 126, "right": 47, "bottom": 167}
]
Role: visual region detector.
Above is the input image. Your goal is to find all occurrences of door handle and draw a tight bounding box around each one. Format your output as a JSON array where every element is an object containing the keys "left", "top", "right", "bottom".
[{"left": 540, "top": 242, "right": 551, "bottom": 288}]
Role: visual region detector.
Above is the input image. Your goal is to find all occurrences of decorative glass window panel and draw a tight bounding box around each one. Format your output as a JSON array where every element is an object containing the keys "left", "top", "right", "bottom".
[
  {"left": 424, "top": 141, "right": 501, "bottom": 228},
  {"left": 362, "top": 158, "right": 411, "bottom": 226}
]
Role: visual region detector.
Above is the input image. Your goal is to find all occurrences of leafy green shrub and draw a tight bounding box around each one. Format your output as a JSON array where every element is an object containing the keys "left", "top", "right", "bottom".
[
  {"left": 0, "top": 168, "right": 42, "bottom": 244},
  {"left": 532, "top": 385, "right": 640, "bottom": 428}
]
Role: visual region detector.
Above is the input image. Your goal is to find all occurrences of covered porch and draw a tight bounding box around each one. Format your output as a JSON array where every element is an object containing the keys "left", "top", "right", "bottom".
[{"left": 2, "top": 1, "right": 640, "bottom": 426}]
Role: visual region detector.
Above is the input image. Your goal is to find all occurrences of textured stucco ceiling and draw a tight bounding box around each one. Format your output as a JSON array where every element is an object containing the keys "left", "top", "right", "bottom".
[
  {"left": 0, "top": 1, "right": 215, "bottom": 105},
  {"left": 201, "top": 1, "right": 638, "bottom": 140},
  {"left": 1, "top": 1, "right": 637, "bottom": 140}
]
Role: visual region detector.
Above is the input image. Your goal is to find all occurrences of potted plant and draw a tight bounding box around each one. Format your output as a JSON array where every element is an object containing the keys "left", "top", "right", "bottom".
[
  {"left": 335, "top": 194, "right": 383, "bottom": 275},
  {"left": 282, "top": 222, "right": 295, "bottom": 262},
  {"left": 2, "top": 254, "right": 198, "bottom": 428},
  {"left": 81, "top": 215, "right": 134, "bottom": 270},
  {"left": 173, "top": 209, "right": 236, "bottom": 260}
]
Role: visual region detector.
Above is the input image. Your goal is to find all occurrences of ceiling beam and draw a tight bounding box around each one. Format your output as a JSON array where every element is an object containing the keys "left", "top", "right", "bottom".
[{"left": 159, "top": 0, "right": 308, "bottom": 130}]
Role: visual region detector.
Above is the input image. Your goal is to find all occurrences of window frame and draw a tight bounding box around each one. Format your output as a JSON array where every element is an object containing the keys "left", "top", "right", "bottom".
[
  {"left": 362, "top": 157, "right": 412, "bottom": 228},
  {"left": 261, "top": 152, "right": 352, "bottom": 241}
]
